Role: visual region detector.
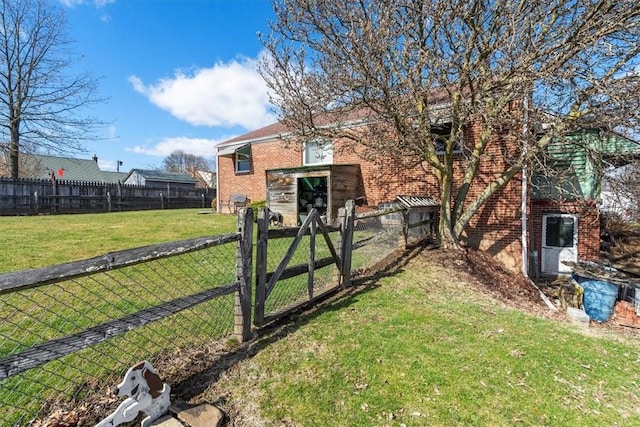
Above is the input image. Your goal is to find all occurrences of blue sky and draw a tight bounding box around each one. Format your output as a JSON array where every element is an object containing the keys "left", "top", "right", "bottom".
[{"left": 60, "top": 0, "right": 276, "bottom": 172}]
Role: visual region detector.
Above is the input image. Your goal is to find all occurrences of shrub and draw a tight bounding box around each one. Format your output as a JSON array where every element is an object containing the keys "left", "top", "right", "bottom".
[{"left": 248, "top": 200, "right": 266, "bottom": 221}]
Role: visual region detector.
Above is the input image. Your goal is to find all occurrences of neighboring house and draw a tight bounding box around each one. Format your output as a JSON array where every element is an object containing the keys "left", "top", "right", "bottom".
[
  {"left": 123, "top": 169, "right": 198, "bottom": 189},
  {"left": 530, "top": 129, "right": 640, "bottom": 275},
  {"left": 0, "top": 153, "right": 128, "bottom": 183},
  {"left": 195, "top": 170, "right": 216, "bottom": 189},
  {"left": 600, "top": 163, "right": 639, "bottom": 222},
  {"left": 216, "top": 114, "right": 639, "bottom": 277}
]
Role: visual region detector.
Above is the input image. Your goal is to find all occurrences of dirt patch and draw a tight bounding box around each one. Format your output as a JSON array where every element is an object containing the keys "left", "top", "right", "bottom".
[{"left": 428, "top": 248, "right": 544, "bottom": 309}]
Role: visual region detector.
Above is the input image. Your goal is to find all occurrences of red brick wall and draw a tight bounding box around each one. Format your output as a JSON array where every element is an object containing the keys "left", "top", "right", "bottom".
[
  {"left": 337, "top": 146, "right": 440, "bottom": 205},
  {"left": 217, "top": 114, "right": 599, "bottom": 274},
  {"left": 217, "top": 140, "right": 301, "bottom": 210},
  {"left": 530, "top": 199, "right": 601, "bottom": 274},
  {"left": 460, "top": 117, "right": 525, "bottom": 272},
  {"left": 218, "top": 119, "right": 527, "bottom": 270},
  {"left": 342, "top": 137, "right": 526, "bottom": 272}
]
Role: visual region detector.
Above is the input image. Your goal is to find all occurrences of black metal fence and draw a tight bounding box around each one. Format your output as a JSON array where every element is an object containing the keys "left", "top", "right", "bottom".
[
  {"left": 0, "top": 178, "right": 215, "bottom": 215},
  {"left": 0, "top": 201, "right": 433, "bottom": 425}
]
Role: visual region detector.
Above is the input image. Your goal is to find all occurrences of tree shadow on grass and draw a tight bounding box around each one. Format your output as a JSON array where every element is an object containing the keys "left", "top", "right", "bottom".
[{"left": 167, "top": 242, "right": 429, "bottom": 403}]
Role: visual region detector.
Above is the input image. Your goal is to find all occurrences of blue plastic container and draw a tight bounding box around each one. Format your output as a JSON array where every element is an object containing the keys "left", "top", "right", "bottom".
[{"left": 571, "top": 274, "right": 618, "bottom": 322}]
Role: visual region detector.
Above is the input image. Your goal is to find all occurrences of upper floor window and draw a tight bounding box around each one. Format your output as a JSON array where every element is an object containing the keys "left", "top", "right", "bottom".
[
  {"left": 304, "top": 140, "right": 334, "bottom": 165},
  {"left": 235, "top": 145, "right": 251, "bottom": 173},
  {"left": 433, "top": 123, "right": 462, "bottom": 155}
]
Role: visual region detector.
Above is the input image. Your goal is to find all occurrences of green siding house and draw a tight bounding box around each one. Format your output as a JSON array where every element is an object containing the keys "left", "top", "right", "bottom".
[
  {"left": 530, "top": 128, "right": 639, "bottom": 275},
  {"left": 531, "top": 129, "right": 640, "bottom": 201},
  {"left": 0, "top": 153, "right": 128, "bottom": 183}
]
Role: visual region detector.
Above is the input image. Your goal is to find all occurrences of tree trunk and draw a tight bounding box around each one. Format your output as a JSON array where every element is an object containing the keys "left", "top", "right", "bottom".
[
  {"left": 438, "top": 209, "right": 460, "bottom": 249},
  {"left": 437, "top": 171, "right": 462, "bottom": 250},
  {"left": 10, "top": 122, "right": 20, "bottom": 178}
]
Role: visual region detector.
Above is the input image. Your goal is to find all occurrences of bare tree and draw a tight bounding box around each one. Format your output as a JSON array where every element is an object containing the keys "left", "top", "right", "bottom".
[
  {"left": 260, "top": 0, "right": 640, "bottom": 247},
  {"left": 0, "top": 0, "right": 105, "bottom": 178},
  {"left": 601, "top": 160, "right": 640, "bottom": 221},
  {"left": 162, "top": 150, "right": 212, "bottom": 176},
  {"left": 0, "top": 150, "right": 46, "bottom": 177}
]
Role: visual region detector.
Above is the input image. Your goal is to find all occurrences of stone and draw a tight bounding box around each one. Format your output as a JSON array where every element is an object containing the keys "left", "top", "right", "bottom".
[
  {"left": 567, "top": 307, "right": 590, "bottom": 329},
  {"left": 174, "top": 403, "right": 225, "bottom": 427}
]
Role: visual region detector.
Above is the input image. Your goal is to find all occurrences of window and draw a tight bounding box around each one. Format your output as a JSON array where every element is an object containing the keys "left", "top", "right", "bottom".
[
  {"left": 303, "top": 140, "right": 333, "bottom": 165},
  {"left": 433, "top": 123, "right": 462, "bottom": 155},
  {"left": 544, "top": 216, "right": 576, "bottom": 248},
  {"left": 235, "top": 145, "right": 251, "bottom": 173}
]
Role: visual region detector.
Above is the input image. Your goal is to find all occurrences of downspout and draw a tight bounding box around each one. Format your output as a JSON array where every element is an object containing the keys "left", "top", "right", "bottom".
[
  {"left": 215, "top": 153, "right": 220, "bottom": 213},
  {"left": 522, "top": 96, "right": 557, "bottom": 311},
  {"left": 521, "top": 96, "right": 529, "bottom": 277}
]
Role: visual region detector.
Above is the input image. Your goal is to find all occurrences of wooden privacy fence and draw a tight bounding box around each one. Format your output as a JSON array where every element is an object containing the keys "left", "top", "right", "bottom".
[
  {"left": 0, "top": 200, "right": 434, "bottom": 425},
  {"left": 0, "top": 177, "right": 214, "bottom": 215}
]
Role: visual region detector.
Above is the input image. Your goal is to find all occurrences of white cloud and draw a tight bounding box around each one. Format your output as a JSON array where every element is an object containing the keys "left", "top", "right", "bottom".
[
  {"left": 129, "top": 56, "right": 275, "bottom": 129},
  {"left": 98, "top": 159, "right": 120, "bottom": 172},
  {"left": 105, "top": 125, "right": 117, "bottom": 139},
  {"left": 58, "top": 0, "right": 114, "bottom": 7},
  {"left": 127, "top": 136, "right": 226, "bottom": 159}
]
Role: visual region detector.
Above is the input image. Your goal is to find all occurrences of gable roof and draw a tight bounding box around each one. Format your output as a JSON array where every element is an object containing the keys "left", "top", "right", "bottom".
[
  {"left": 11, "top": 153, "right": 128, "bottom": 183},
  {"left": 196, "top": 170, "right": 216, "bottom": 188},
  {"left": 215, "top": 105, "right": 383, "bottom": 152},
  {"left": 216, "top": 86, "right": 464, "bottom": 152},
  {"left": 124, "top": 169, "right": 198, "bottom": 184},
  {"left": 218, "top": 121, "right": 291, "bottom": 148}
]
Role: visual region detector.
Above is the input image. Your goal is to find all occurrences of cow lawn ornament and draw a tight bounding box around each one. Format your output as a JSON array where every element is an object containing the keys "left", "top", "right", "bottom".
[{"left": 96, "top": 361, "right": 171, "bottom": 427}]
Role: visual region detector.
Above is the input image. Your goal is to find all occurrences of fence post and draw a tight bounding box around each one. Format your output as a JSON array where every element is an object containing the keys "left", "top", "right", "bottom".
[
  {"left": 33, "top": 191, "right": 39, "bottom": 215},
  {"left": 308, "top": 210, "right": 316, "bottom": 300},
  {"left": 52, "top": 176, "right": 57, "bottom": 214},
  {"left": 399, "top": 210, "right": 409, "bottom": 250},
  {"left": 160, "top": 193, "right": 164, "bottom": 210},
  {"left": 107, "top": 191, "right": 112, "bottom": 212},
  {"left": 335, "top": 207, "right": 346, "bottom": 285},
  {"left": 235, "top": 207, "right": 253, "bottom": 342},
  {"left": 340, "top": 200, "right": 356, "bottom": 288},
  {"left": 117, "top": 181, "right": 122, "bottom": 211},
  {"left": 254, "top": 208, "right": 268, "bottom": 326}
]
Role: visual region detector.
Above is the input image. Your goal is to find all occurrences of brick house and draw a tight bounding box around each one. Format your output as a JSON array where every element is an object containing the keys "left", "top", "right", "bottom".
[
  {"left": 215, "top": 113, "right": 638, "bottom": 276},
  {"left": 529, "top": 129, "right": 640, "bottom": 275}
]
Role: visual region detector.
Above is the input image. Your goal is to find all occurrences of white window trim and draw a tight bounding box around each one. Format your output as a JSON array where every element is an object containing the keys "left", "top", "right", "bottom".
[
  {"left": 303, "top": 139, "right": 334, "bottom": 166},
  {"left": 235, "top": 145, "right": 251, "bottom": 174}
]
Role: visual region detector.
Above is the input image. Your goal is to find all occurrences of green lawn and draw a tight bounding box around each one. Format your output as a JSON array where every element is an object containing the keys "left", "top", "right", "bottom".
[
  {"left": 4, "top": 210, "right": 638, "bottom": 426},
  {"left": 0, "top": 209, "right": 237, "bottom": 273},
  {"left": 0, "top": 208, "right": 347, "bottom": 424},
  {"left": 204, "top": 254, "right": 640, "bottom": 427},
  {"left": 0, "top": 210, "right": 241, "bottom": 424}
]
